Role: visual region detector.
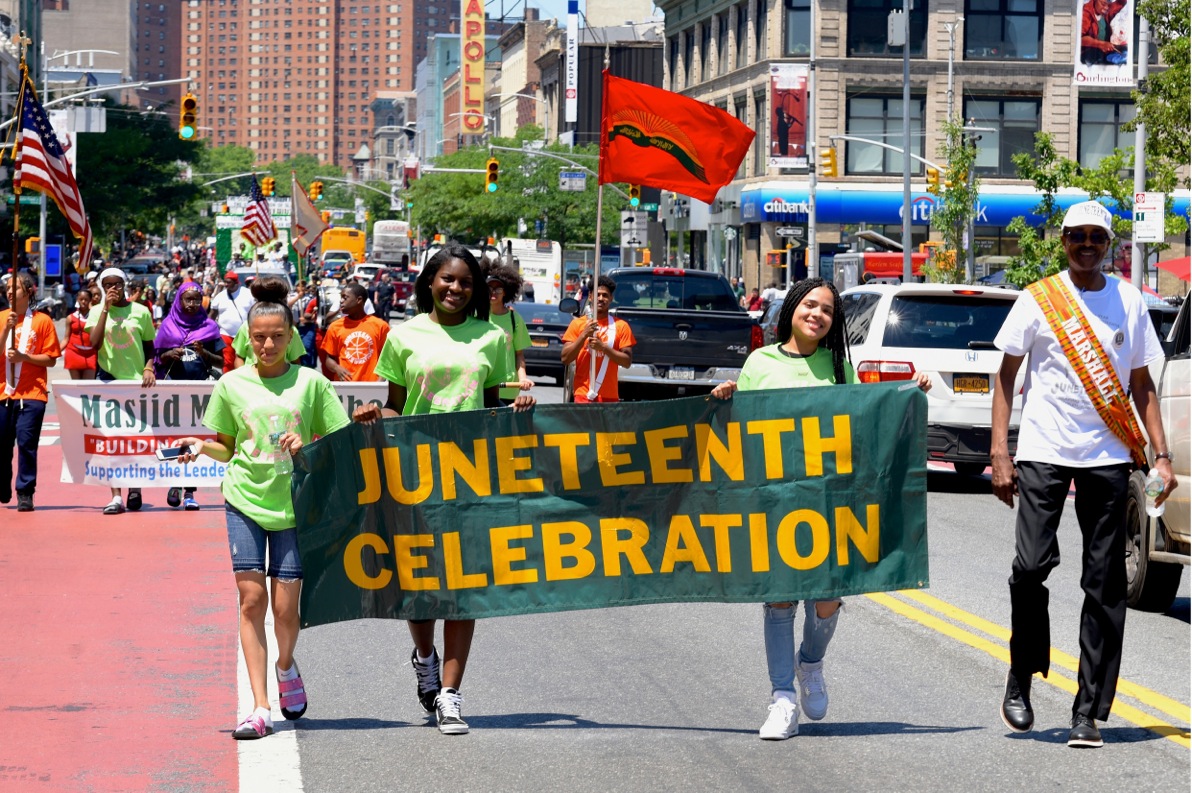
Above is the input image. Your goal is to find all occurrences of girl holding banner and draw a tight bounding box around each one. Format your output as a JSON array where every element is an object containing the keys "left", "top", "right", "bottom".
[
  {"left": 353, "top": 243, "right": 535, "bottom": 736},
  {"left": 711, "top": 277, "right": 930, "bottom": 741},
  {"left": 176, "top": 276, "right": 350, "bottom": 740}
]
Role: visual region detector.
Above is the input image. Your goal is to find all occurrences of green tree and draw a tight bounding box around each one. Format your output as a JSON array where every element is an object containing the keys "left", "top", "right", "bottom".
[
  {"left": 926, "top": 118, "right": 982, "bottom": 283},
  {"left": 1126, "top": 0, "right": 1190, "bottom": 183}
]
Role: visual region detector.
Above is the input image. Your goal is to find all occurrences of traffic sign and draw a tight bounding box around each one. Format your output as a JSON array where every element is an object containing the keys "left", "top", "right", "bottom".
[
  {"left": 620, "top": 210, "right": 647, "bottom": 248},
  {"left": 641, "top": 202, "right": 659, "bottom": 211},
  {"left": 1134, "top": 192, "right": 1165, "bottom": 243},
  {"left": 559, "top": 170, "right": 587, "bottom": 192},
  {"left": 775, "top": 226, "right": 807, "bottom": 238}
]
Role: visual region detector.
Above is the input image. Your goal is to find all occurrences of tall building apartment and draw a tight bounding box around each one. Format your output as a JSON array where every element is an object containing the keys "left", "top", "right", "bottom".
[
  {"left": 41, "top": 0, "right": 129, "bottom": 94},
  {"left": 183, "top": 0, "right": 455, "bottom": 168},
  {"left": 133, "top": 0, "right": 184, "bottom": 110}
]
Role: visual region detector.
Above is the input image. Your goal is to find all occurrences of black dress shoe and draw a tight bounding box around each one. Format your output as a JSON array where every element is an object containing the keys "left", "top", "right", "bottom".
[
  {"left": 16, "top": 493, "right": 33, "bottom": 512},
  {"left": 1000, "top": 669, "right": 1034, "bottom": 733},
  {"left": 1068, "top": 714, "right": 1103, "bottom": 748}
]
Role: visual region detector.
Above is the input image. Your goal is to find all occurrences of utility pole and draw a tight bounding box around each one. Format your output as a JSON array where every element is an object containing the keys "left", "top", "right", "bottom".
[
  {"left": 1131, "top": 18, "right": 1150, "bottom": 291},
  {"left": 807, "top": 0, "right": 819, "bottom": 284},
  {"left": 900, "top": 0, "right": 912, "bottom": 282}
]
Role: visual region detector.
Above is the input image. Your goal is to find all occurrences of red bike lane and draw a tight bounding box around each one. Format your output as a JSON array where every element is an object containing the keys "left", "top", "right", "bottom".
[{"left": 0, "top": 427, "right": 239, "bottom": 791}]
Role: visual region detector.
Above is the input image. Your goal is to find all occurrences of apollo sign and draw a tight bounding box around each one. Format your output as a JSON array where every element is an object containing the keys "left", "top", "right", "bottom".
[{"left": 460, "top": 0, "right": 486, "bottom": 134}]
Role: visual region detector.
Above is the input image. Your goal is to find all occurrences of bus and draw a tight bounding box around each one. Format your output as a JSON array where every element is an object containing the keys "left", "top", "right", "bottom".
[
  {"left": 371, "top": 220, "right": 411, "bottom": 267},
  {"left": 319, "top": 227, "right": 366, "bottom": 265},
  {"left": 499, "top": 238, "right": 563, "bottom": 304}
]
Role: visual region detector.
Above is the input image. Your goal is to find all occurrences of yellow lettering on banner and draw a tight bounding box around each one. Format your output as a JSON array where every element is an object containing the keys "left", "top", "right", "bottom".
[
  {"left": 836, "top": 504, "right": 880, "bottom": 565},
  {"left": 542, "top": 521, "right": 597, "bottom": 581},
  {"left": 491, "top": 525, "right": 539, "bottom": 585},
  {"left": 802, "top": 415, "right": 853, "bottom": 476},
  {"left": 357, "top": 449, "right": 381, "bottom": 504},
  {"left": 439, "top": 440, "right": 492, "bottom": 499},
  {"left": 701, "top": 513, "right": 744, "bottom": 573},
  {"left": 600, "top": 518, "right": 654, "bottom": 576},
  {"left": 597, "top": 432, "right": 645, "bottom": 487},
  {"left": 383, "top": 446, "right": 434, "bottom": 504},
  {"left": 695, "top": 422, "right": 744, "bottom": 481},
  {"left": 776, "top": 509, "right": 830, "bottom": 570},
  {"left": 495, "top": 435, "right": 544, "bottom": 494},
  {"left": 393, "top": 534, "right": 440, "bottom": 590},
  {"left": 443, "top": 532, "right": 488, "bottom": 589},
  {"left": 543, "top": 433, "right": 590, "bottom": 490},
  {"left": 660, "top": 514, "right": 711, "bottom": 573},
  {"left": 746, "top": 419, "right": 797, "bottom": 479},
  {"left": 644, "top": 425, "right": 694, "bottom": 484},
  {"left": 749, "top": 513, "right": 771, "bottom": 572},
  {"left": 343, "top": 533, "right": 392, "bottom": 589}
]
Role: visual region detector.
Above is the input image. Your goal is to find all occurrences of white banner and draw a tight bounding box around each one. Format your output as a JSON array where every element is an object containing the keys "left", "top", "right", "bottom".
[
  {"left": 1073, "top": 0, "right": 1135, "bottom": 87},
  {"left": 768, "top": 63, "right": 809, "bottom": 170},
  {"left": 55, "top": 381, "right": 388, "bottom": 488},
  {"left": 565, "top": 1, "right": 579, "bottom": 124}
]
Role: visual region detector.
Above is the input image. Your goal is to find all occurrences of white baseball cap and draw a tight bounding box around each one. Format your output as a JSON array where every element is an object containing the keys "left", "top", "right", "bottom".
[{"left": 1061, "top": 201, "right": 1115, "bottom": 238}]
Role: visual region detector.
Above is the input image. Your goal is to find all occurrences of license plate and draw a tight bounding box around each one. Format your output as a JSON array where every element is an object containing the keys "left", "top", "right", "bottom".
[
  {"left": 530, "top": 338, "right": 549, "bottom": 348},
  {"left": 668, "top": 367, "right": 695, "bottom": 381},
  {"left": 953, "top": 374, "right": 989, "bottom": 394}
]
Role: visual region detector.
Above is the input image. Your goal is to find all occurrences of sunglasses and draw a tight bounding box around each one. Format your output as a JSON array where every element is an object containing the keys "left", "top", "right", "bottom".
[{"left": 1064, "top": 229, "right": 1110, "bottom": 245}]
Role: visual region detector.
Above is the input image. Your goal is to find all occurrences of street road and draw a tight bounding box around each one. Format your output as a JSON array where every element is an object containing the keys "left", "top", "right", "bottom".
[{"left": 0, "top": 376, "right": 1187, "bottom": 792}]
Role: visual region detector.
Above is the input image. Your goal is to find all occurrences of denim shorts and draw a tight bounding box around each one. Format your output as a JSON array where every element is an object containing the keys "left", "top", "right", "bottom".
[{"left": 224, "top": 503, "right": 303, "bottom": 580}]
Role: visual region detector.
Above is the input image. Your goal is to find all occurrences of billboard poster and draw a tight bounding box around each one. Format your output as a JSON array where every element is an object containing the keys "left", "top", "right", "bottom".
[
  {"left": 1073, "top": 0, "right": 1135, "bottom": 87},
  {"left": 768, "top": 63, "right": 808, "bottom": 170},
  {"left": 460, "top": 0, "right": 487, "bottom": 133},
  {"left": 566, "top": 0, "right": 579, "bottom": 123}
]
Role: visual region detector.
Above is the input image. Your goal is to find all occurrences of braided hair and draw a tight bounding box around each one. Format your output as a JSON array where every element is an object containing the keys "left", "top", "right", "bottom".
[{"left": 774, "top": 277, "right": 851, "bottom": 385}]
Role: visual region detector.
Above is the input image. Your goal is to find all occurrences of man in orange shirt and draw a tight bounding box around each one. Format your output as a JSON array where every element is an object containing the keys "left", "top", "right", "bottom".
[
  {"left": 1, "top": 272, "right": 62, "bottom": 511},
  {"left": 320, "top": 282, "right": 391, "bottom": 381},
  {"left": 561, "top": 276, "right": 636, "bottom": 403}
]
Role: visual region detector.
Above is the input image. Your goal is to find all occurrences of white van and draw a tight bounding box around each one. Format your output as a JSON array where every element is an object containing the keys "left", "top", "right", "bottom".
[{"left": 500, "top": 238, "right": 562, "bottom": 304}]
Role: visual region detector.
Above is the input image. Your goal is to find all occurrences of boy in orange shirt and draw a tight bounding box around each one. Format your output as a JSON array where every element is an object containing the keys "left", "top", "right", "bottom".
[
  {"left": 1, "top": 273, "right": 62, "bottom": 511},
  {"left": 561, "top": 276, "right": 636, "bottom": 403},
  {"left": 320, "top": 282, "right": 391, "bottom": 381}
]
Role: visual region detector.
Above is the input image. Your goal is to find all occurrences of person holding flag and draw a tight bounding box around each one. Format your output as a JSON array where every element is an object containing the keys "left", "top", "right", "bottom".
[{"left": 560, "top": 276, "right": 635, "bottom": 403}]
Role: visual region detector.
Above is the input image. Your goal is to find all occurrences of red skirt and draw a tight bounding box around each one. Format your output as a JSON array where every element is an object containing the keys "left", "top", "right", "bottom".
[{"left": 63, "top": 314, "right": 98, "bottom": 370}]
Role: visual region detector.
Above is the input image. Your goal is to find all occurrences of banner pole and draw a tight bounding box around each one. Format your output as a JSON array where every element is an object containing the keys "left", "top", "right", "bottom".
[{"left": 589, "top": 182, "right": 604, "bottom": 393}]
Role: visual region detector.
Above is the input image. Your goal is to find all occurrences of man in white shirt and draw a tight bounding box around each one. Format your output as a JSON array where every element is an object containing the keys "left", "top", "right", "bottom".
[
  {"left": 990, "top": 201, "right": 1176, "bottom": 749},
  {"left": 207, "top": 271, "right": 254, "bottom": 372}
]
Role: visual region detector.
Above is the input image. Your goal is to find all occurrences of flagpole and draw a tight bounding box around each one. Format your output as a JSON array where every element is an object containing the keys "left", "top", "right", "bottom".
[{"left": 590, "top": 47, "right": 612, "bottom": 395}]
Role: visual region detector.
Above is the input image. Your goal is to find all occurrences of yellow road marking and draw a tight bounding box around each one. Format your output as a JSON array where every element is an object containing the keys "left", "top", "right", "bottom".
[{"left": 865, "top": 591, "right": 1191, "bottom": 748}]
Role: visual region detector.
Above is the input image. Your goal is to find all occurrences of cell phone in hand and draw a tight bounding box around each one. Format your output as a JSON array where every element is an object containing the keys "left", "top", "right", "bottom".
[{"left": 155, "top": 445, "right": 192, "bottom": 462}]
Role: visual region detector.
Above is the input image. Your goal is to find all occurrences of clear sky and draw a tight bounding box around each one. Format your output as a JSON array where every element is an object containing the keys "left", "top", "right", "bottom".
[{"left": 526, "top": 0, "right": 574, "bottom": 24}]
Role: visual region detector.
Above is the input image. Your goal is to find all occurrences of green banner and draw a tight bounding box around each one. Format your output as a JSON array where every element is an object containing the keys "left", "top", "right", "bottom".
[{"left": 293, "top": 386, "right": 929, "bottom": 626}]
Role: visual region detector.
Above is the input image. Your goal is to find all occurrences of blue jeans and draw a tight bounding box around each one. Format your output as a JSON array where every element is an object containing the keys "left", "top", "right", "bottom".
[
  {"left": 299, "top": 325, "right": 317, "bottom": 368},
  {"left": 0, "top": 398, "right": 46, "bottom": 498},
  {"left": 224, "top": 503, "right": 303, "bottom": 579},
  {"left": 763, "top": 600, "right": 842, "bottom": 693}
]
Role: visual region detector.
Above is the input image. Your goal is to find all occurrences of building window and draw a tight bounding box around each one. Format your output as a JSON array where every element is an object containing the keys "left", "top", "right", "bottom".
[
  {"left": 784, "top": 0, "right": 810, "bottom": 55},
  {"left": 847, "top": 0, "right": 928, "bottom": 57},
  {"left": 846, "top": 95, "right": 925, "bottom": 175},
  {"left": 670, "top": 35, "right": 680, "bottom": 90},
  {"left": 736, "top": 3, "right": 749, "bottom": 68},
  {"left": 964, "top": 0, "right": 1042, "bottom": 60},
  {"left": 965, "top": 97, "right": 1040, "bottom": 177},
  {"left": 701, "top": 21, "right": 713, "bottom": 81},
  {"left": 755, "top": 0, "right": 768, "bottom": 60},
  {"left": 684, "top": 29, "right": 695, "bottom": 88},
  {"left": 754, "top": 93, "right": 767, "bottom": 175},
  {"left": 1078, "top": 100, "right": 1136, "bottom": 170},
  {"left": 718, "top": 14, "right": 730, "bottom": 75}
]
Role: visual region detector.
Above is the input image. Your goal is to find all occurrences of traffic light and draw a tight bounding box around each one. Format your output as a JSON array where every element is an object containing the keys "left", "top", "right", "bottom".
[
  {"left": 485, "top": 157, "right": 499, "bottom": 193},
  {"left": 926, "top": 167, "right": 940, "bottom": 195},
  {"left": 260, "top": 176, "right": 275, "bottom": 196},
  {"left": 178, "top": 93, "right": 198, "bottom": 140},
  {"left": 309, "top": 181, "right": 323, "bottom": 202},
  {"left": 628, "top": 184, "right": 641, "bottom": 208},
  {"left": 321, "top": 210, "right": 332, "bottom": 223},
  {"left": 820, "top": 146, "right": 838, "bottom": 178}
]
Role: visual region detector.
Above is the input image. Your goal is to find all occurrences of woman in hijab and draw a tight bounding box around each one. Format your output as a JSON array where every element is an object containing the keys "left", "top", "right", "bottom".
[{"left": 155, "top": 281, "right": 224, "bottom": 510}]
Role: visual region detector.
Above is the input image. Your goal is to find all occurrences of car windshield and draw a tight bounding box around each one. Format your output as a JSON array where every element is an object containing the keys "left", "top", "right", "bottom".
[
  {"left": 882, "top": 295, "right": 1016, "bottom": 350},
  {"left": 513, "top": 304, "right": 574, "bottom": 324},
  {"left": 609, "top": 273, "right": 740, "bottom": 311}
]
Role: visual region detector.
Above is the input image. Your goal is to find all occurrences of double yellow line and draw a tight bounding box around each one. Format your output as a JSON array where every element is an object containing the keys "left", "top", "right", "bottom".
[{"left": 867, "top": 589, "right": 1191, "bottom": 747}]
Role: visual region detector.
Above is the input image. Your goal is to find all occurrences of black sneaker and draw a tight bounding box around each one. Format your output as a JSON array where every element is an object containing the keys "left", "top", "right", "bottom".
[
  {"left": 434, "top": 687, "right": 469, "bottom": 735},
  {"left": 126, "top": 489, "right": 143, "bottom": 511},
  {"left": 167, "top": 487, "right": 182, "bottom": 508},
  {"left": 16, "top": 493, "right": 33, "bottom": 512},
  {"left": 1000, "top": 669, "right": 1034, "bottom": 733},
  {"left": 411, "top": 647, "right": 441, "bottom": 714},
  {"left": 1068, "top": 714, "right": 1103, "bottom": 748}
]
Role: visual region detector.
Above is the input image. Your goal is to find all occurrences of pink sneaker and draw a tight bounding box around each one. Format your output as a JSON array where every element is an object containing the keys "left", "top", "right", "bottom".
[
  {"left": 279, "top": 664, "right": 308, "bottom": 721},
  {"left": 232, "top": 712, "right": 274, "bottom": 740}
]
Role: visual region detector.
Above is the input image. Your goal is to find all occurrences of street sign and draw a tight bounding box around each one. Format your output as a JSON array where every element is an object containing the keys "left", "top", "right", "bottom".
[
  {"left": 559, "top": 170, "right": 587, "bottom": 192},
  {"left": 44, "top": 244, "right": 62, "bottom": 278},
  {"left": 641, "top": 202, "right": 659, "bottom": 211},
  {"left": 620, "top": 210, "right": 647, "bottom": 248},
  {"left": 1134, "top": 191, "right": 1165, "bottom": 243},
  {"left": 775, "top": 226, "right": 807, "bottom": 238}
]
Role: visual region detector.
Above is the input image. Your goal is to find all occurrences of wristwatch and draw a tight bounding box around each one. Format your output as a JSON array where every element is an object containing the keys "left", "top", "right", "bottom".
[{"left": 1155, "top": 452, "right": 1174, "bottom": 463}]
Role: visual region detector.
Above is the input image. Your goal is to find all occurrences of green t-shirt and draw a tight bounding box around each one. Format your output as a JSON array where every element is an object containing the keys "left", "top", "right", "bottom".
[
  {"left": 85, "top": 302, "right": 156, "bottom": 380},
  {"left": 231, "top": 322, "right": 307, "bottom": 365},
  {"left": 202, "top": 364, "right": 350, "bottom": 529},
  {"left": 488, "top": 308, "right": 532, "bottom": 400},
  {"left": 737, "top": 344, "right": 857, "bottom": 391},
  {"left": 374, "top": 313, "right": 505, "bottom": 415}
]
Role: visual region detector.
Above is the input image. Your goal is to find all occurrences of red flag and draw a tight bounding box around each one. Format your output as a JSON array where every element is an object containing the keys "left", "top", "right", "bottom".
[{"left": 598, "top": 71, "right": 756, "bottom": 204}]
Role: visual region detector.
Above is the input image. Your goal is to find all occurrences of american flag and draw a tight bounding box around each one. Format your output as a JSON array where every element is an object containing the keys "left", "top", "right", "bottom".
[
  {"left": 241, "top": 174, "right": 277, "bottom": 247},
  {"left": 14, "top": 74, "right": 93, "bottom": 265}
]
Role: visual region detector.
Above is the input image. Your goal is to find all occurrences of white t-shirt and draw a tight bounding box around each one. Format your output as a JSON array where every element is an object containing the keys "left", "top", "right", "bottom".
[
  {"left": 210, "top": 286, "right": 255, "bottom": 338},
  {"left": 995, "top": 271, "right": 1163, "bottom": 467}
]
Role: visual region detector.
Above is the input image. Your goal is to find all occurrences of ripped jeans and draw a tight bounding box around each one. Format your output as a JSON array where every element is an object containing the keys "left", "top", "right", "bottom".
[
  {"left": 225, "top": 503, "right": 303, "bottom": 579},
  {"left": 763, "top": 600, "right": 842, "bottom": 693}
]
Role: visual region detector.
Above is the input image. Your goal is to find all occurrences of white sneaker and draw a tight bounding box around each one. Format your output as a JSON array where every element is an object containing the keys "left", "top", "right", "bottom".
[
  {"left": 759, "top": 691, "right": 799, "bottom": 740},
  {"left": 796, "top": 660, "right": 829, "bottom": 721}
]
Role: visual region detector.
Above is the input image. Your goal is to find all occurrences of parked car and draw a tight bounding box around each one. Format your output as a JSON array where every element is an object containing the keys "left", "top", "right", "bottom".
[
  {"left": 383, "top": 268, "right": 418, "bottom": 315},
  {"left": 351, "top": 263, "right": 384, "bottom": 285},
  {"left": 1125, "top": 297, "right": 1189, "bottom": 611},
  {"left": 231, "top": 264, "right": 293, "bottom": 291},
  {"left": 512, "top": 302, "right": 575, "bottom": 384},
  {"left": 840, "top": 283, "right": 1023, "bottom": 476}
]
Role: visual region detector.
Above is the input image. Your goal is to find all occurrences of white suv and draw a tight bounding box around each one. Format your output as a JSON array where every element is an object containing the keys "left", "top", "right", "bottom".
[{"left": 840, "top": 283, "right": 1023, "bottom": 476}]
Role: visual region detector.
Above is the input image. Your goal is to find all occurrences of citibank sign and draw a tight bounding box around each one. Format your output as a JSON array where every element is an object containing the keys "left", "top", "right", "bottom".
[{"left": 763, "top": 198, "right": 811, "bottom": 216}]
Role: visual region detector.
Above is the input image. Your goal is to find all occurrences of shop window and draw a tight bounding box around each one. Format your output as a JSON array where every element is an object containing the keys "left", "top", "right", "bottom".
[
  {"left": 965, "top": 97, "right": 1040, "bottom": 177},
  {"left": 845, "top": 95, "right": 925, "bottom": 175}
]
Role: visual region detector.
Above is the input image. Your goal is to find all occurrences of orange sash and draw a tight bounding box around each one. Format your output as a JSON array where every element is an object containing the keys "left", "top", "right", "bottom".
[{"left": 1027, "top": 275, "right": 1146, "bottom": 467}]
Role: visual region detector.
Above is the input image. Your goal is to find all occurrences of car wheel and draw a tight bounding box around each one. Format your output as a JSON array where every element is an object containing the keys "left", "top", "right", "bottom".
[
  {"left": 1124, "top": 470, "right": 1183, "bottom": 612},
  {"left": 953, "top": 462, "right": 987, "bottom": 477}
]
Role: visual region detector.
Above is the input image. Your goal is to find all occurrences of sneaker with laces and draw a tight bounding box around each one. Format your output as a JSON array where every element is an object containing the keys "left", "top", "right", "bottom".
[
  {"left": 759, "top": 691, "right": 799, "bottom": 740},
  {"left": 796, "top": 660, "right": 829, "bottom": 721},
  {"left": 1067, "top": 714, "right": 1103, "bottom": 748},
  {"left": 411, "top": 647, "right": 441, "bottom": 713},
  {"left": 434, "top": 687, "right": 469, "bottom": 735},
  {"left": 16, "top": 493, "right": 34, "bottom": 512}
]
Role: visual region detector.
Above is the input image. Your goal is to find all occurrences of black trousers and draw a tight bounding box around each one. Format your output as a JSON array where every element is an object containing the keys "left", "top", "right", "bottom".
[
  {"left": 1008, "top": 461, "right": 1130, "bottom": 721},
  {"left": 0, "top": 398, "right": 46, "bottom": 498}
]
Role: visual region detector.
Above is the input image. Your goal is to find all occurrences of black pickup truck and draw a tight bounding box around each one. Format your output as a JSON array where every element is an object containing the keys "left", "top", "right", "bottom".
[{"left": 566, "top": 267, "right": 762, "bottom": 401}]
